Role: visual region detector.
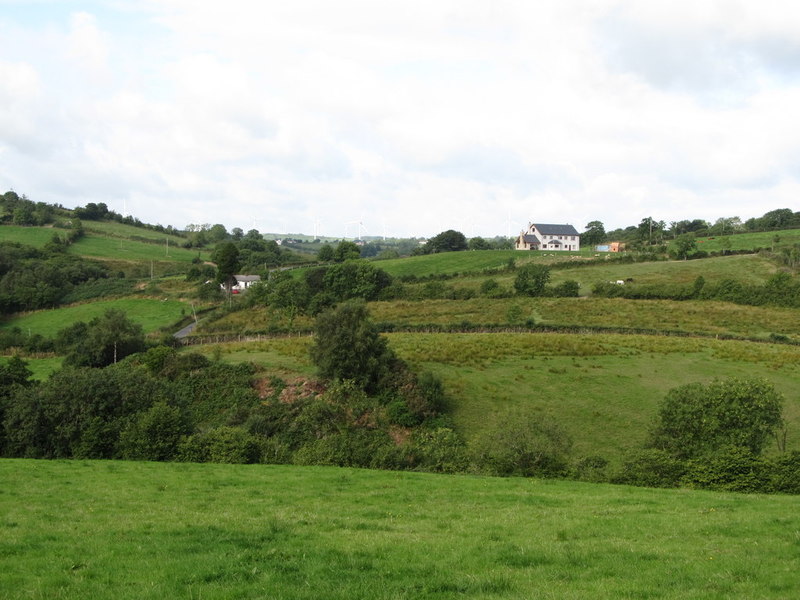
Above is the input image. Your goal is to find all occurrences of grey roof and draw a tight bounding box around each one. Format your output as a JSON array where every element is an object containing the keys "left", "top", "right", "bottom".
[
  {"left": 234, "top": 275, "right": 262, "bottom": 283},
  {"left": 522, "top": 234, "right": 541, "bottom": 244},
  {"left": 532, "top": 223, "right": 580, "bottom": 236}
]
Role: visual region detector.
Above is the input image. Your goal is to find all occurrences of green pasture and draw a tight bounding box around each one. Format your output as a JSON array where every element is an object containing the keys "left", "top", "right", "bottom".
[
  {"left": 82, "top": 220, "right": 187, "bottom": 244},
  {"left": 188, "top": 333, "right": 800, "bottom": 464},
  {"left": 454, "top": 253, "right": 778, "bottom": 296},
  {"left": 374, "top": 249, "right": 597, "bottom": 278},
  {"left": 386, "top": 333, "right": 800, "bottom": 460},
  {"left": 548, "top": 253, "right": 777, "bottom": 288},
  {"left": 68, "top": 233, "right": 206, "bottom": 263},
  {"left": 1, "top": 298, "right": 190, "bottom": 337},
  {"left": 0, "top": 355, "right": 62, "bottom": 380},
  {"left": 2, "top": 459, "right": 798, "bottom": 600},
  {"left": 685, "top": 228, "right": 800, "bottom": 253},
  {"left": 0, "top": 225, "right": 63, "bottom": 248}
]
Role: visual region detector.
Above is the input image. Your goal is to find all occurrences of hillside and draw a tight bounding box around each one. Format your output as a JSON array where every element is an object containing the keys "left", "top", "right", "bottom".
[
  {"left": 2, "top": 210, "right": 800, "bottom": 491},
  {"left": 188, "top": 332, "right": 800, "bottom": 464}
]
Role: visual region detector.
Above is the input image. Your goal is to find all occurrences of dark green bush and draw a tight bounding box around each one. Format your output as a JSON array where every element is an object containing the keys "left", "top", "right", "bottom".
[
  {"left": 177, "top": 427, "right": 262, "bottom": 464},
  {"left": 612, "top": 449, "right": 687, "bottom": 488},
  {"left": 120, "top": 401, "right": 192, "bottom": 461},
  {"left": 769, "top": 452, "right": 800, "bottom": 494},
  {"left": 471, "top": 411, "right": 572, "bottom": 477},
  {"left": 408, "top": 427, "right": 469, "bottom": 474},
  {"left": 681, "top": 446, "right": 772, "bottom": 493}
]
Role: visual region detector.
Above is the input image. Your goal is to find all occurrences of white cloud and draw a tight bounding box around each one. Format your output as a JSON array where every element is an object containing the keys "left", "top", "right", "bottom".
[{"left": 0, "top": 0, "right": 798, "bottom": 237}]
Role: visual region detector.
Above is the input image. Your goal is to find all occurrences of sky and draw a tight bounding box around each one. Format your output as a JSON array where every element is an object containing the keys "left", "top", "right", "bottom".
[{"left": 1, "top": 0, "right": 800, "bottom": 239}]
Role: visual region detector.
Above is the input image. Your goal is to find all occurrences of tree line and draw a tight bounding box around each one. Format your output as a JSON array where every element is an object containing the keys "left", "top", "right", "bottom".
[{"left": 584, "top": 208, "right": 800, "bottom": 248}]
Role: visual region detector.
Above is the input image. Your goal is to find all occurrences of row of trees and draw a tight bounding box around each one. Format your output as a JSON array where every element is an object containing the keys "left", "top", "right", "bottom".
[
  {"left": 0, "top": 191, "right": 60, "bottom": 226},
  {"left": 586, "top": 208, "right": 800, "bottom": 248},
  {"left": 316, "top": 233, "right": 514, "bottom": 263}
]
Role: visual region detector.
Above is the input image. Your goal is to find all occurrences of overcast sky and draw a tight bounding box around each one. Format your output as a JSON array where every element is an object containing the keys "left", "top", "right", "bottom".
[{"left": 2, "top": 1, "right": 800, "bottom": 238}]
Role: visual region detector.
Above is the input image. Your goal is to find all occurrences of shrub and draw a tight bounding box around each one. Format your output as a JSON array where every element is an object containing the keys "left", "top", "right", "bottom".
[
  {"left": 612, "top": 449, "right": 686, "bottom": 488},
  {"left": 572, "top": 455, "right": 609, "bottom": 483},
  {"left": 177, "top": 427, "right": 262, "bottom": 464},
  {"left": 293, "top": 429, "right": 395, "bottom": 468},
  {"left": 552, "top": 280, "right": 580, "bottom": 297},
  {"left": 680, "top": 446, "right": 772, "bottom": 493},
  {"left": 471, "top": 411, "right": 572, "bottom": 477},
  {"left": 648, "top": 377, "right": 785, "bottom": 460},
  {"left": 408, "top": 427, "right": 469, "bottom": 474},
  {"left": 120, "top": 401, "right": 192, "bottom": 461},
  {"left": 514, "top": 264, "right": 551, "bottom": 297},
  {"left": 769, "top": 451, "right": 800, "bottom": 494}
]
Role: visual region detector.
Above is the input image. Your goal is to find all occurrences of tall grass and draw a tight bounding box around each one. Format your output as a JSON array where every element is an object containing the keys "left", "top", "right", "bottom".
[
  {"left": 2, "top": 459, "right": 798, "bottom": 600},
  {"left": 367, "top": 297, "right": 800, "bottom": 341}
]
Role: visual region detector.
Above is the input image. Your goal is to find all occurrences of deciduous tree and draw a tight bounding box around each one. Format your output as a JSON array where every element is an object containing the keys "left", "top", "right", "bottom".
[
  {"left": 310, "top": 300, "right": 396, "bottom": 393},
  {"left": 513, "top": 263, "right": 550, "bottom": 296}
]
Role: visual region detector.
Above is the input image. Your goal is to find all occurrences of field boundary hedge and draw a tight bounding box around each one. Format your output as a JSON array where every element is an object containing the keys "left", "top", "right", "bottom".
[{"left": 180, "top": 323, "right": 800, "bottom": 347}]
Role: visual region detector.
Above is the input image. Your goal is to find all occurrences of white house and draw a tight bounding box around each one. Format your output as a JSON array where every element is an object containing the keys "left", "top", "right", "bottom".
[
  {"left": 228, "top": 275, "right": 261, "bottom": 293},
  {"left": 515, "top": 223, "right": 580, "bottom": 252}
]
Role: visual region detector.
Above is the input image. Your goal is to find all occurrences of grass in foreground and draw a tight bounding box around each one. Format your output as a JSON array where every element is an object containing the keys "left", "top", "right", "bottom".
[{"left": 1, "top": 459, "right": 798, "bottom": 600}]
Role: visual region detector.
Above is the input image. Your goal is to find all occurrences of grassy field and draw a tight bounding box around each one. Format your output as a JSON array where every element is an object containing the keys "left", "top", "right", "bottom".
[
  {"left": 0, "top": 355, "right": 62, "bottom": 380},
  {"left": 68, "top": 233, "right": 207, "bottom": 263},
  {"left": 688, "top": 228, "right": 800, "bottom": 253},
  {"left": 373, "top": 253, "right": 779, "bottom": 301},
  {"left": 0, "top": 298, "right": 190, "bottom": 337},
  {"left": 373, "top": 249, "right": 597, "bottom": 278},
  {"left": 0, "top": 223, "right": 211, "bottom": 264},
  {"left": 82, "top": 220, "right": 187, "bottom": 244},
  {"left": 1, "top": 459, "right": 798, "bottom": 600},
  {"left": 437, "top": 253, "right": 779, "bottom": 297},
  {"left": 0, "top": 225, "right": 64, "bottom": 248},
  {"left": 190, "top": 332, "right": 800, "bottom": 464}
]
